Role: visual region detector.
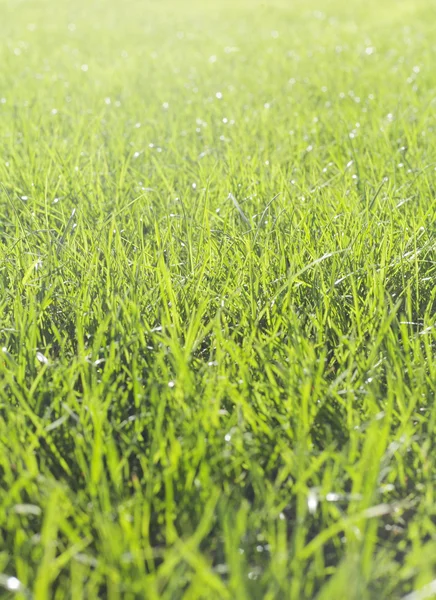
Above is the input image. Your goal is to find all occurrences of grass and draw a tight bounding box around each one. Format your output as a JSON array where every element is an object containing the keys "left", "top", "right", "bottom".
[{"left": 0, "top": 0, "right": 436, "bottom": 597}]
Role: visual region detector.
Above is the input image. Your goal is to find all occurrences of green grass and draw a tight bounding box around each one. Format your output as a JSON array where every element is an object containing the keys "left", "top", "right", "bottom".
[{"left": 0, "top": 0, "right": 436, "bottom": 597}]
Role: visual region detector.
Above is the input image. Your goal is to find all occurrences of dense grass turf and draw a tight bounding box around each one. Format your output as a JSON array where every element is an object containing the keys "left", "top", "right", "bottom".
[{"left": 1, "top": 0, "right": 436, "bottom": 597}]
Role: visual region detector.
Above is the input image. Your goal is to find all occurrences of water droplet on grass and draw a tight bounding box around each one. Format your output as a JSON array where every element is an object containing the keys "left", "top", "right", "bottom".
[
  {"left": 0, "top": 575, "right": 22, "bottom": 592},
  {"left": 215, "top": 563, "right": 229, "bottom": 574},
  {"left": 14, "top": 503, "right": 41, "bottom": 515},
  {"left": 308, "top": 489, "right": 318, "bottom": 514},
  {"left": 326, "top": 492, "right": 341, "bottom": 502}
]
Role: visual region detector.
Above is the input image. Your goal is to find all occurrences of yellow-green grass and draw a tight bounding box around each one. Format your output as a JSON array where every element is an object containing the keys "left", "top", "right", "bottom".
[{"left": 0, "top": 0, "right": 435, "bottom": 597}]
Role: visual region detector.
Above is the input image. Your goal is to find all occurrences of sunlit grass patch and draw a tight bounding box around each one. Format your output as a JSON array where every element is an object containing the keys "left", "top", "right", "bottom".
[{"left": 0, "top": 0, "right": 435, "bottom": 597}]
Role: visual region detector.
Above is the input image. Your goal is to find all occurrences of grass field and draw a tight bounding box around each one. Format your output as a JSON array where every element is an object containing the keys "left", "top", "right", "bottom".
[{"left": 1, "top": 0, "right": 436, "bottom": 597}]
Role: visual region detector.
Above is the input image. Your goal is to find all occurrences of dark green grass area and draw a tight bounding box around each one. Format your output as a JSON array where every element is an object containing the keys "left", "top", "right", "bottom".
[{"left": 0, "top": 0, "right": 435, "bottom": 597}]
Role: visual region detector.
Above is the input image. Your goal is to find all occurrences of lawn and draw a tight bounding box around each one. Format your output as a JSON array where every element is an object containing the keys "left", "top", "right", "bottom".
[{"left": 0, "top": 0, "right": 436, "bottom": 597}]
